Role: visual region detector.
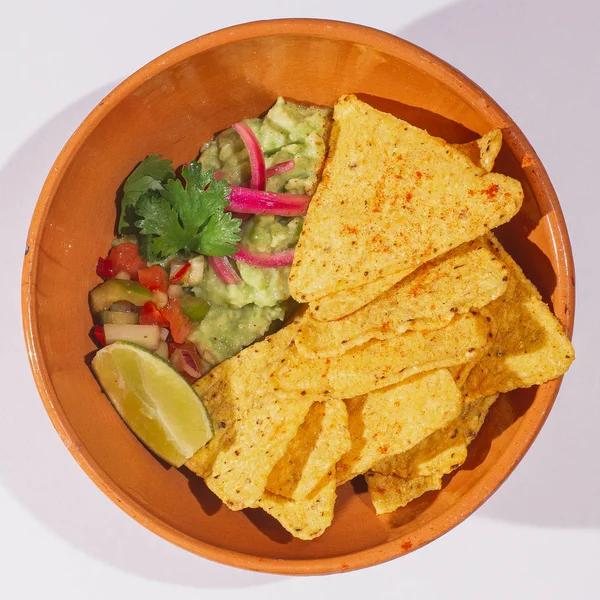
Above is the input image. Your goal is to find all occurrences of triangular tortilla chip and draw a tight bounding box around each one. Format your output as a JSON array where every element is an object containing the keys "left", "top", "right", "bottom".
[
  {"left": 336, "top": 370, "right": 462, "bottom": 485},
  {"left": 310, "top": 269, "right": 412, "bottom": 322},
  {"left": 266, "top": 399, "right": 350, "bottom": 500},
  {"left": 185, "top": 325, "right": 296, "bottom": 478},
  {"left": 451, "top": 129, "right": 503, "bottom": 173},
  {"left": 295, "top": 237, "right": 508, "bottom": 359},
  {"left": 372, "top": 394, "right": 499, "bottom": 477},
  {"left": 273, "top": 311, "right": 492, "bottom": 399},
  {"left": 367, "top": 394, "right": 498, "bottom": 514},
  {"left": 289, "top": 95, "right": 523, "bottom": 302},
  {"left": 203, "top": 383, "right": 314, "bottom": 511},
  {"left": 463, "top": 234, "right": 575, "bottom": 398},
  {"left": 305, "top": 128, "right": 505, "bottom": 321},
  {"left": 256, "top": 474, "right": 337, "bottom": 540}
]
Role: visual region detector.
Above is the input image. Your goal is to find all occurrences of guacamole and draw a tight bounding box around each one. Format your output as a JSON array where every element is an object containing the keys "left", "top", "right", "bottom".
[
  {"left": 188, "top": 98, "right": 331, "bottom": 366},
  {"left": 188, "top": 303, "right": 286, "bottom": 365}
]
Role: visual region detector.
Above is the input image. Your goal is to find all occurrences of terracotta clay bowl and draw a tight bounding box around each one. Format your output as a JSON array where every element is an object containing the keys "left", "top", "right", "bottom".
[{"left": 22, "top": 19, "right": 574, "bottom": 574}]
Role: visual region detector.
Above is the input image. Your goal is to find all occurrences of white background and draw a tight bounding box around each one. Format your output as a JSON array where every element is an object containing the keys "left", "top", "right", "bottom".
[{"left": 2, "top": 0, "right": 599, "bottom": 598}]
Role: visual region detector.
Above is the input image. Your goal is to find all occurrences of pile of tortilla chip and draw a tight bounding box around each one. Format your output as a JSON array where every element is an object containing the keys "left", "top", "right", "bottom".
[{"left": 185, "top": 95, "right": 574, "bottom": 540}]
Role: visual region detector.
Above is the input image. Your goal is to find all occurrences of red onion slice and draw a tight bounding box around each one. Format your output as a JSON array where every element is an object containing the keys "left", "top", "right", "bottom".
[
  {"left": 265, "top": 159, "right": 295, "bottom": 179},
  {"left": 227, "top": 186, "right": 310, "bottom": 216},
  {"left": 233, "top": 247, "right": 295, "bottom": 268},
  {"left": 208, "top": 256, "right": 242, "bottom": 285},
  {"left": 233, "top": 122, "right": 266, "bottom": 190},
  {"left": 171, "top": 345, "right": 204, "bottom": 380}
]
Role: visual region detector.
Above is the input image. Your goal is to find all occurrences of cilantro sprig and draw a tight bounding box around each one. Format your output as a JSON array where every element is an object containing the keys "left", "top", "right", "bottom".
[
  {"left": 118, "top": 155, "right": 176, "bottom": 234},
  {"left": 118, "top": 156, "right": 241, "bottom": 261}
]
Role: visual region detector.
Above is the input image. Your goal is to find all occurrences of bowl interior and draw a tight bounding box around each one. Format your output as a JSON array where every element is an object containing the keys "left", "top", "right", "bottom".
[{"left": 24, "top": 22, "right": 572, "bottom": 573}]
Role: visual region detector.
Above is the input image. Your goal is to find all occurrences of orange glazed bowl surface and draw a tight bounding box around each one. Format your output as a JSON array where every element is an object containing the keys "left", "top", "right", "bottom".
[{"left": 22, "top": 19, "right": 574, "bottom": 575}]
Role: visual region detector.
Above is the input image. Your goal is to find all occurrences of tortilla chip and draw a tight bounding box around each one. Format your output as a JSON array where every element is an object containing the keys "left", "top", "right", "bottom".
[
  {"left": 289, "top": 95, "right": 523, "bottom": 303},
  {"left": 366, "top": 472, "right": 442, "bottom": 515},
  {"left": 306, "top": 130, "right": 505, "bottom": 322},
  {"left": 463, "top": 234, "right": 575, "bottom": 398},
  {"left": 274, "top": 311, "right": 492, "bottom": 399},
  {"left": 256, "top": 474, "right": 337, "bottom": 540},
  {"left": 185, "top": 325, "right": 296, "bottom": 478},
  {"left": 448, "top": 358, "right": 480, "bottom": 391},
  {"left": 451, "top": 129, "right": 503, "bottom": 173},
  {"left": 266, "top": 399, "right": 350, "bottom": 500},
  {"left": 295, "top": 238, "right": 509, "bottom": 358},
  {"left": 336, "top": 369, "right": 462, "bottom": 485},
  {"left": 367, "top": 394, "right": 498, "bottom": 514},
  {"left": 310, "top": 269, "right": 412, "bottom": 322},
  {"left": 372, "top": 394, "right": 498, "bottom": 477},
  {"left": 203, "top": 384, "right": 314, "bottom": 510}
]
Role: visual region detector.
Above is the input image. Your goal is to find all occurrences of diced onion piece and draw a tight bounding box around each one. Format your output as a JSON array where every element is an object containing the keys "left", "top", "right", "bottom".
[
  {"left": 233, "top": 122, "right": 266, "bottom": 190},
  {"left": 208, "top": 256, "right": 242, "bottom": 285},
  {"left": 155, "top": 341, "right": 169, "bottom": 360},
  {"left": 152, "top": 290, "right": 168, "bottom": 309},
  {"left": 186, "top": 256, "right": 205, "bottom": 286},
  {"left": 233, "top": 247, "right": 295, "bottom": 268},
  {"left": 168, "top": 284, "right": 184, "bottom": 299},
  {"left": 170, "top": 261, "right": 190, "bottom": 284},
  {"left": 265, "top": 159, "right": 295, "bottom": 178},
  {"left": 159, "top": 327, "right": 170, "bottom": 341},
  {"left": 103, "top": 324, "right": 161, "bottom": 350},
  {"left": 227, "top": 186, "right": 310, "bottom": 216},
  {"left": 114, "top": 271, "right": 131, "bottom": 280},
  {"left": 169, "top": 259, "right": 186, "bottom": 279}
]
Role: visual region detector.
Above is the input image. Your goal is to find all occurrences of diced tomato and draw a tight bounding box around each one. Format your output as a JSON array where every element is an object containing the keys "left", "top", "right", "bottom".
[
  {"left": 107, "top": 242, "right": 147, "bottom": 279},
  {"left": 96, "top": 257, "right": 115, "bottom": 279},
  {"left": 160, "top": 298, "right": 192, "bottom": 343},
  {"left": 170, "top": 262, "right": 191, "bottom": 284},
  {"left": 139, "top": 302, "right": 170, "bottom": 327},
  {"left": 92, "top": 325, "right": 106, "bottom": 346},
  {"left": 138, "top": 265, "right": 169, "bottom": 292}
]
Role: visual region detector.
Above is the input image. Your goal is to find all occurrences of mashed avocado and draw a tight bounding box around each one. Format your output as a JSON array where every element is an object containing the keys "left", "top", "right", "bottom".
[
  {"left": 188, "top": 99, "right": 331, "bottom": 366},
  {"left": 193, "top": 260, "right": 291, "bottom": 309},
  {"left": 188, "top": 303, "right": 286, "bottom": 365},
  {"left": 199, "top": 97, "right": 332, "bottom": 196}
]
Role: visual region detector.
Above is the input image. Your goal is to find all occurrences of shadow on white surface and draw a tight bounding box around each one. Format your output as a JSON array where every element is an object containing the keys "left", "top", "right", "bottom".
[
  {"left": 400, "top": 0, "right": 599, "bottom": 528},
  {"left": 2, "top": 87, "right": 279, "bottom": 588}
]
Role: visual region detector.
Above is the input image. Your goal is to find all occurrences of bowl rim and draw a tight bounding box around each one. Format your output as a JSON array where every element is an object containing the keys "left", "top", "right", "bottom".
[{"left": 21, "top": 18, "right": 575, "bottom": 575}]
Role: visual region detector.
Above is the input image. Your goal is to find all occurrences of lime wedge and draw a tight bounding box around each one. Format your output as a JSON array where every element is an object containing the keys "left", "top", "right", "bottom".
[{"left": 91, "top": 341, "right": 213, "bottom": 467}]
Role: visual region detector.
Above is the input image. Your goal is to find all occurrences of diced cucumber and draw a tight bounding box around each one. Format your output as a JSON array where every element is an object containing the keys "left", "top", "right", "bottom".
[
  {"left": 110, "top": 301, "right": 134, "bottom": 312},
  {"left": 90, "top": 280, "right": 152, "bottom": 312},
  {"left": 103, "top": 324, "right": 161, "bottom": 350},
  {"left": 180, "top": 295, "right": 210, "bottom": 322},
  {"left": 100, "top": 310, "right": 139, "bottom": 325}
]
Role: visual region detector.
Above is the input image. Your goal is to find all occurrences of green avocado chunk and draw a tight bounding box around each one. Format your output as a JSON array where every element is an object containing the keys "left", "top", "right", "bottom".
[
  {"left": 90, "top": 280, "right": 152, "bottom": 313},
  {"left": 180, "top": 295, "right": 210, "bottom": 322}
]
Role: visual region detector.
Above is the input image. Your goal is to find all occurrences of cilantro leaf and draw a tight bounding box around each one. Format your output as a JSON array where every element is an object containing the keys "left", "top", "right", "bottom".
[
  {"left": 134, "top": 161, "right": 241, "bottom": 259},
  {"left": 195, "top": 212, "right": 244, "bottom": 256},
  {"left": 118, "top": 155, "right": 175, "bottom": 234}
]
